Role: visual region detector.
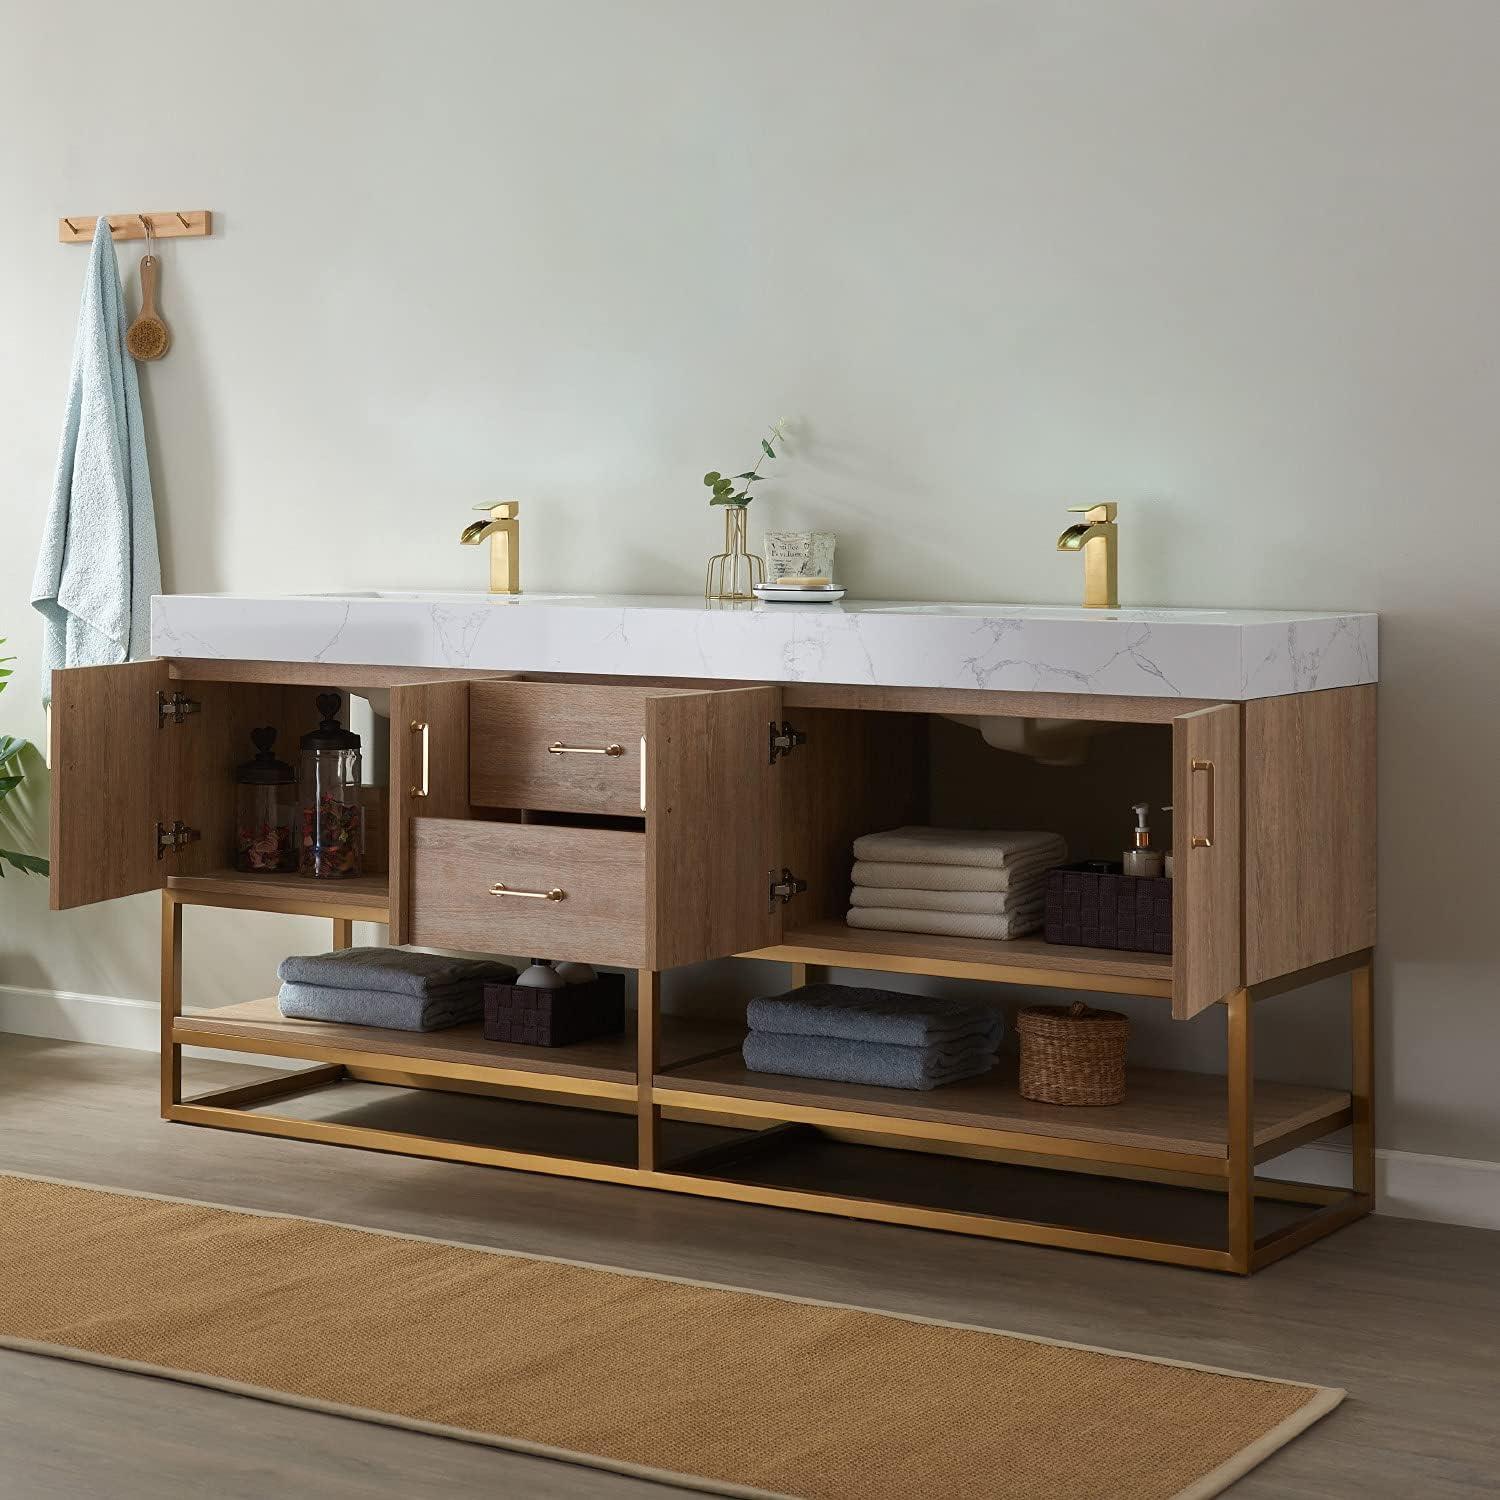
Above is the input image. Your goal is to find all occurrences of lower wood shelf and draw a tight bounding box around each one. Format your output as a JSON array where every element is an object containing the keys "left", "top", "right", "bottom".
[
  {"left": 740, "top": 918, "right": 1174, "bottom": 999},
  {"left": 655, "top": 1050, "right": 1350, "bottom": 1164},
  {"left": 175, "top": 997, "right": 737, "bottom": 1101}
]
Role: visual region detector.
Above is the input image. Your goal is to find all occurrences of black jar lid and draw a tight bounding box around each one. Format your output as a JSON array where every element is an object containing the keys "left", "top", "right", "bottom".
[
  {"left": 300, "top": 692, "right": 360, "bottom": 751},
  {"left": 236, "top": 727, "right": 296, "bottom": 786}
]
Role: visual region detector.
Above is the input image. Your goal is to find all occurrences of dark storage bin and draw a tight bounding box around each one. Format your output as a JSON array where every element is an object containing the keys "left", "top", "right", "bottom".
[
  {"left": 1044, "top": 860, "right": 1173, "bottom": 955},
  {"left": 483, "top": 972, "right": 626, "bottom": 1047}
]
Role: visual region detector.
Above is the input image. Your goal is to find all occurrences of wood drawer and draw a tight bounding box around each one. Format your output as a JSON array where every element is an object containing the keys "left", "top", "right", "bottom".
[
  {"left": 470, "top": 681, "right": 671, "bottom": 816},
  {"left": 407, "top": 818, "right": 646, "bottom": 968}
]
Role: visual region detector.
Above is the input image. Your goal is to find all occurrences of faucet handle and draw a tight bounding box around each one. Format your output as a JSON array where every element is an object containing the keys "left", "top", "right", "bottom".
[
  {"left": 1067, "top": 503, "right": 1117, "bottom": 523},
  {"left": 473, "top": 501, "right": 520, "bottom": 520}
]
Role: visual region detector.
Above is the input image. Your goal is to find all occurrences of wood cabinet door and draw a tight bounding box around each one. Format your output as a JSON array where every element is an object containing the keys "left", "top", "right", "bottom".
[
  {"left": 388, "top": 680, "right": 472, "bottom": 942},
  {"left": 645, "top": 686, "right": 782, "bottom": 968},
  {"left": 49, "top": 660, "right": 174, "bottom": 909},
  {"left": 1172, "top": 704, "right": 1243, "bottom": 1019}
]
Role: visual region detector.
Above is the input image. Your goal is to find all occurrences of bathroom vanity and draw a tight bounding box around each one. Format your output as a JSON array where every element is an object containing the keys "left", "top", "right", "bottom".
[{"left": 50, "top": 594, "right": 1378, "bottom": 1273}]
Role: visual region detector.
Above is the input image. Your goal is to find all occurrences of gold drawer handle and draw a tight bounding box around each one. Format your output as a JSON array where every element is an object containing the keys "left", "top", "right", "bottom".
[
  {"left": 489, "top": 882, "right": 566, "bottom": 902},
  {"left": 548, "top": 741, "right": 624, "bottom": 757},
  {"left": 1190, "top": 758, "right": 1215, "bottom": 848}
]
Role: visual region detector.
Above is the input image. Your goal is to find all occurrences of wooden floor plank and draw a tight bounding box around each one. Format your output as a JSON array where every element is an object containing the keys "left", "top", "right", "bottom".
[{"left": 0, "top": 1036, "right": 1496, "bottom": 1500}]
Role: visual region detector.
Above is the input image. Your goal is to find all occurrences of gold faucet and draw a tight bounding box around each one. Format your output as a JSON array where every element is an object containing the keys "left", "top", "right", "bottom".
[
  {"left": 460, "top": 502, "right": 521, "bottom": 594},
  {"left": 1056, "top": 503, "right": 1119, "bottom": 609}
]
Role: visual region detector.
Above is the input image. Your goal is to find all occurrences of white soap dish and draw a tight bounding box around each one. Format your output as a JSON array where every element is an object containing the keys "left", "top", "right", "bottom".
[{"left": 752, "top": 582, "right": 847, "bottom": 603}]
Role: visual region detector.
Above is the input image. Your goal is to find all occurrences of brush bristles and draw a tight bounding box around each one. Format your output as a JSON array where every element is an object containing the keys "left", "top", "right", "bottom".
[{"left": 127, "top": 318, "right": 170, "bottom": 361}]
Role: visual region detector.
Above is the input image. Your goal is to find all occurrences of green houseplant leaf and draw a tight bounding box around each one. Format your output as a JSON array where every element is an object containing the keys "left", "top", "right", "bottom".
[{"left": 0, "top": 645, "right": 51, "bottom": 877}]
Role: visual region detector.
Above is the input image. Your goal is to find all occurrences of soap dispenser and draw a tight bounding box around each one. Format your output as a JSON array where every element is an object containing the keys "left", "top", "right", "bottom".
[{"left": 1123, "top": 803, "right": 1165, "bottom": 878}]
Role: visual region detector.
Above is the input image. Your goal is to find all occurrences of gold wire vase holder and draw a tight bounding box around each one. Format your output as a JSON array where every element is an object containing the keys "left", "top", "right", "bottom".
[{"left": 704, "top": 505, "right": 765, "bottom": 601}]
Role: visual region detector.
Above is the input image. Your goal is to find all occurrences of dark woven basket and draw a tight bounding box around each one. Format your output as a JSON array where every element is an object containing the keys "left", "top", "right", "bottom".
[
  {"left": 1044, "top": 861, "right": 1172, "bottom": 954},
  {"left": 1016, "top": 1000, "right": 1130, "bottom": 1106},
  {"left": 483, "top": 972, "right": 625, "bottom": 1047}
]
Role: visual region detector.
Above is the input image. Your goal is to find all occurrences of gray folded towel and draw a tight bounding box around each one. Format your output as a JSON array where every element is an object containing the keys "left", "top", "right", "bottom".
[
  {"left": 746, "top": 983, "right": 1002, "bottom": 1048},
  {"left": 278, "top": 947, "right": 516, "bottom": 997},
  {"left": 277, "top": 981, "right": 485, "bottom": 1032},
  {"left": 742, "top": 1031, "right": 999, "bottom": 1091}
]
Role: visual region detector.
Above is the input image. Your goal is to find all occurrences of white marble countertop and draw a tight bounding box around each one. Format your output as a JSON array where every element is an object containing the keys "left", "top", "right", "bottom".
[{"left": 150, "top": 591, "right": 1378, "bottom": 701}]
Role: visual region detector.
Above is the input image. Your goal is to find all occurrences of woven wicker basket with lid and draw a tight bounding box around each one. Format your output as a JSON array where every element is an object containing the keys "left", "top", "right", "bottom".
[{"left": 1016, "top": 1000, "right": 1130, "bottom": 1106}]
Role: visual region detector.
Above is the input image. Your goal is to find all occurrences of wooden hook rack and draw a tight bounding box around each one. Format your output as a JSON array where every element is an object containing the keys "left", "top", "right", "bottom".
[{"left": 59, "top": 211, "right": 212, "bottom": 244}]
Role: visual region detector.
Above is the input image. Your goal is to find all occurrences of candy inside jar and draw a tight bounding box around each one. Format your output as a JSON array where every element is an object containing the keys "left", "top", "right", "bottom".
[
  {"left": 298, "top": 692, "right": 365, "bottom": 880},
  {"left": 234, "top": 727, "right": 298, "bottom": 874}
]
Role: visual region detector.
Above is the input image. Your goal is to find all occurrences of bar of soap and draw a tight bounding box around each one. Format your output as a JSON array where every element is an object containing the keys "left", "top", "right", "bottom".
[{"left": 776, "top": 575, "right": 830, "bottom": 586}]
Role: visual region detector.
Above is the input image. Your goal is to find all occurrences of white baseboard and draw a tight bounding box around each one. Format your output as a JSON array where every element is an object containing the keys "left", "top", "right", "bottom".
[
  {"left": 2, "top": 985, "right": 1497, "bottom": 1232},
  {"left": 1268, "top": 1140, "right": 1500, "bottom": 1233},
  {"left": 0, "top": 983, "right": 314, "bottom": 1073}
]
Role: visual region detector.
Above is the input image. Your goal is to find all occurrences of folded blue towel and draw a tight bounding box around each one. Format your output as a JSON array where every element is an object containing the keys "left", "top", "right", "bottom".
[
  {"left": 278, "top": 947, "right": 515, "bottom": 997},
  {"left": 746, "top": 983, "right": 1001, "bottom": 1048},
  {"left": 742, "top": 1031, "right": 999, "bottom": 1091},
  {"left": 277, "top": 981, "right": 484, "bottom": 1032}
]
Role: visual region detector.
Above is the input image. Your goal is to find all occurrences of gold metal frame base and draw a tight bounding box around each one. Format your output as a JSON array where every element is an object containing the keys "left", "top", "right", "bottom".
[{"left": 160, "top": 890, "right": 1376, "bottom": 1276}]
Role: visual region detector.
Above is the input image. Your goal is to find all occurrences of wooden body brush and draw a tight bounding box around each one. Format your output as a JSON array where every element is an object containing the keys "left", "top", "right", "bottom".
[{"left": 126, "top": 254, "right": 171, "bottom": 361}]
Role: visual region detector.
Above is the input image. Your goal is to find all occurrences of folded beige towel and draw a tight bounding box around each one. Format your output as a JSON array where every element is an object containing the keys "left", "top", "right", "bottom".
[
  {"left": 851, "top": 827, "right": 1066, "bottom": 871},
  {"left": 847, "top": 906, "right": 1045, "bottom": 941},
  {"left": 851, "top": 885, "right": 1046, "bottom": 916},
  {"left": 851, "top": 854, "right": 1060, "bottom": 893}
]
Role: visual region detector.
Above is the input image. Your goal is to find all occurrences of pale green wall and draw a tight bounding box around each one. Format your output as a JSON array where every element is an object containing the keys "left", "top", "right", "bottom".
[{"left": 1, "top": 1, "right": 1496, "bottom": 1158}]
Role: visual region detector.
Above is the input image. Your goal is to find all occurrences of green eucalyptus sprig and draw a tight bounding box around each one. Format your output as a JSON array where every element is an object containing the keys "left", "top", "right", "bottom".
[{"left": 703, "top": 418, "right": 788, "bottom": 507}]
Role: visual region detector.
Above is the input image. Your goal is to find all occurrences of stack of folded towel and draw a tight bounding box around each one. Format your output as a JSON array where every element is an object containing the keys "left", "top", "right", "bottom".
[
  {"left": 743, "top": 983, "right": 1002, "bottom": 1091},
  {"left": 277, "top": 948, "right": 518, "bottom": 1033},
  {"left": 847, "top": 826, "right": 1067, "bottom": 941}
]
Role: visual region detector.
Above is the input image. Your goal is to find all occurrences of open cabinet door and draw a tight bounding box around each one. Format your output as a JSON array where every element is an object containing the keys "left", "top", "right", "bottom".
[
  {"left": 388, "top": 680, "right": 471, "bottom": 942},
  {"left": 1172, "top": 704, "right": 1242, "bottom": 1019},
  {"left": 49, "top": 660, "right": 174, "bottom": 909},
  {"left": 645, "top": 687, "right": 782, "bottom": 968}
]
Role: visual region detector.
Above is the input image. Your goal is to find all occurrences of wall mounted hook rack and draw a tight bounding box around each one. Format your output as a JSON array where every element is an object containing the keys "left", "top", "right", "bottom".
[{"left": 59, "top": 210, "right": 211, "bottom": 244}]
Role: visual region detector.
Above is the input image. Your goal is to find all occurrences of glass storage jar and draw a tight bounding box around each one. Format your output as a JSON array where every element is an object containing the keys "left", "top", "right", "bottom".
[
  {"left": 234, "top": 728, "right": 297, "bottom": 873},
  {"left": 298, "top": 693, "right": 365, "bottom": 879}
]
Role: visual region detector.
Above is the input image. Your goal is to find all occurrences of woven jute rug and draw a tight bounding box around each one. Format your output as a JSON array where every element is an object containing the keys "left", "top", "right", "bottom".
[{"left": 0, "top": 1173, "right": 1341, "bottom": 1500}]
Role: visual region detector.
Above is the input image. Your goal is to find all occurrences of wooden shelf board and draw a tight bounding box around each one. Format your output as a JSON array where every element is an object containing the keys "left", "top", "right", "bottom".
[
  {"left": 740, "top": 919, "right": 1174, "bottom": 997},
  {"left": 656, "top": 1049, "right": 1349, "bottom": 1160},
  {"left": 175, "top": 996, "right": 735, "bottom": 1089},
  {"left": 168, "top": 868, "right": 390, "bottom": 916}
]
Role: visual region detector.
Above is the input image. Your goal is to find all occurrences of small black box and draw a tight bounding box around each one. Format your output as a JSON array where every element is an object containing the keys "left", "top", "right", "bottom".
[
  {"left": 482, "top": 971, "right": 627, "bottom": 1047},
  {"left": 1044, "top": 861, "right": 1173, "bottom": 954}
]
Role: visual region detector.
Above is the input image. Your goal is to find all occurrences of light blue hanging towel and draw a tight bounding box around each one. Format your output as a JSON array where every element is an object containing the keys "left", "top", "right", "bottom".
[{"left": 30, "top": 216, "right": 161, "bottom": 702}]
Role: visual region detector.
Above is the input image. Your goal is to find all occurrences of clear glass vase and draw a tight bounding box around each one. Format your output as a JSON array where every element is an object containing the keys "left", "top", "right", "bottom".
[{"left": 704, "top": 506, "right": 766, "bottom": 601}]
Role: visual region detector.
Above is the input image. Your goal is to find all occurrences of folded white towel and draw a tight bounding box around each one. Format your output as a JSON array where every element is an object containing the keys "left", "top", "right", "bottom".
[
  {"left": 851, "top": 827, "right": 1066, "bottom": 870},
  {"left": 847, "top": 905, "right": 1045, "bottom": 941},
  {"left": 851, "top": 885, "right": 1046, "bottom": 916},
  {"left": 851, "top": 854, "right": 1060, "bottom": 893}
]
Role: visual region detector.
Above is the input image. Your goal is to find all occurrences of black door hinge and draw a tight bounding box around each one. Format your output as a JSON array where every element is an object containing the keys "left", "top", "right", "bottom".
[
  {"left": 156, "top": 821, "right": 202, "bottom": 859},
  {"left": 768, "top": 867, "right": 808, "bottom": 909},
  {"left": 768, "top": 720, "right": 806, "bottom": 763},
  {"left": 157, "top": 690, "right": 201, "bottom": 727}
]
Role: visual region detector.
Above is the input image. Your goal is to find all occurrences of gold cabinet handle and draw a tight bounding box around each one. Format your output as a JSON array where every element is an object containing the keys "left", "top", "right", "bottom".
[
  {"left": 489, "top": 882, "right": 566, "bottom": 901},
  {"left": 409, "top": 720, "right": 429, "bottom": 798},
  {"left": 547, "top": 742, "right": 624, "bottom": 757},
  {"left": 1190, "top": 758, "right": 1215, "bottom": 848}
]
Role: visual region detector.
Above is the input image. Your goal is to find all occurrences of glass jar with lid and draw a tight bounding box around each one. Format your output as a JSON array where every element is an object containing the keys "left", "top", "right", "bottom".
[
  {"left": 298, "top": 692, "right": 365, "bottom": 879},
  {"left": 234, "top": 728, "right": 297, "bottom": 873}
]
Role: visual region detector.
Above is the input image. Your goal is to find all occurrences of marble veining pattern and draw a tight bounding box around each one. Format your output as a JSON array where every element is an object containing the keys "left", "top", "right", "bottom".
[{"left": 150, "top": 593, "right": 1377, "bottom": 701}]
